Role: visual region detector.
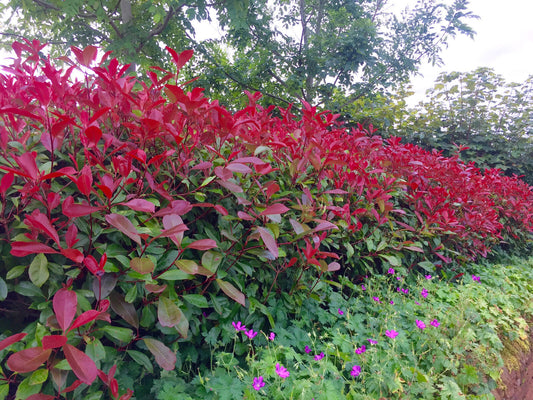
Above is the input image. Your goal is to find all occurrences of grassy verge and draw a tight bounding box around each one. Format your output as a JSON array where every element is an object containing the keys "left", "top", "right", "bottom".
[{"left": 137, "top": 258, "right": 533, "bottom": 399}]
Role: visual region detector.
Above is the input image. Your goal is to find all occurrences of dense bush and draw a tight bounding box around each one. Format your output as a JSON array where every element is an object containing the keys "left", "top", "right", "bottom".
[{"left": 0, "top": 40, "right": 532, "bottom": 399}]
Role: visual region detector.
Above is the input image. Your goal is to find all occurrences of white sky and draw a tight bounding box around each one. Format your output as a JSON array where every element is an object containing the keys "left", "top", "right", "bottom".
[{"left": 399, "top": 0, "right": 533, "bottom": 103}]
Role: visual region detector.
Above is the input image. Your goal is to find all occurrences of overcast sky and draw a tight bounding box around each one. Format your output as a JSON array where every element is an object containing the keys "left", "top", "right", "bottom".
[{"left": 399, "top": 0, "right": 533, "bottom": 103}]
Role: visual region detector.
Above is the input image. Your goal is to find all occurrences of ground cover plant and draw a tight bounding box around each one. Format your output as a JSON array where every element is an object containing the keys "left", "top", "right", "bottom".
[{"left": 0, "top": 40, "right": 532, "bottom": 399}]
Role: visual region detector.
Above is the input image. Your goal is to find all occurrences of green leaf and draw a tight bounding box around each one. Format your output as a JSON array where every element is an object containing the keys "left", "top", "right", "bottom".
[
  {"left": 216, "top": 279, "right": 245, "bottom": 307},
  {"left": 15, "top": 281, "right": 43, "bottom": 298},
  {"left": 125, "top": 284, "right": 138, "bottom": 303},
  {"left": 202, "top": 251, "right": 222, "bottom": 273},
  {"left": 28, "top": 253, "right": 49, "bottom": 287},
  {"left": 158, "top": 269, "right": 192, "bottom": 281},
  {"left": 379, "top": 254, "right": 401, "bottom": 266},
  {"left": 175, "top": 259, "right": 198, "bottom": 275},
  {"left": 0, "top": 384, "right": 8, "bottom": 400},
  {"left": 130, "top": 257, "right": 155, "bottom": 274},
  {"left": 15, "top": 376, "right": 41, "bottom": 399},
  {"left": 0, "top": 277, "right": 7, "bottom": 301},
  {"left": 158, "top": 296, "right": 181, "bottom": 327},
  {"left": 101, "top": 326, "right": 133, "bottom": 344},
  {"left": 6, "top": 265, "right": 26, "bottom": 280},
  {"left": 29, "top": 368, "right": 48, "bottom": 385},
  {"left": 127, "top": 349, "right": 154, "bottom": 373},
  {"left": 182, "top": 294, "right": 209, "bottom": 308}
]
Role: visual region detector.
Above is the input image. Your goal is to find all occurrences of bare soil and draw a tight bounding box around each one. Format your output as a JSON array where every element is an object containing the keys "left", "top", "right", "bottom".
[{"left": 493, "top": 328, "right": 533, "bottom": 400}]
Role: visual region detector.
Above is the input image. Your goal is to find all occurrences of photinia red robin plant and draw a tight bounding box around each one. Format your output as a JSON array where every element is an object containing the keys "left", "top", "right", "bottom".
[{"left": 0, "top": 38, "right": 531, "bottom": 398}]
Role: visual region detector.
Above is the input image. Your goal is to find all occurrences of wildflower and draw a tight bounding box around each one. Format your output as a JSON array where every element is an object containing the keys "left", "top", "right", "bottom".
[
  {"left": 414, "top": 301, "right": 421, "bottom": 306},
  {"left": 388, "top": 268, "right": 395, "bottom": 274},
  {"left": 390, "top": 300, "right": 394, "bottom": 305},
  {"left": 430, "top": 319, "right": 440, "bottom": 327},
  {"left": 367, "top": 339, "right": 377, "bottom": 345},
  {"left": 402, "top": 288, "right": 409, "bottom": 294},
  {"left": 253, "top": 376, "right": 265, "bottom": 391},
  {"left": 338, "top": 308, "right": 344, "bottom": 316},
  {"left": 232, "top": 321, "right": 246, "bottom": 331},
  {"left": 351, "top": 365, "right": 361, "bottom": 377},
  {"left": 304, "top": 345, "right": 311, "bottom": 354},
  {"left": 385, "top": 330, "right": 398, "bottom": 339},
  {"left": 372, "top": 296, "right": 380, "bottom": 302},
  {"left": 472, "top": 275, "right": 481, "bottom": 282},
  {"left": 396, "top": 276, "right": 402, "bottom": 281},
  {"left": 361, "top": 284, "right": 366, "bottom": 291},
  {"left": 425, "top": 275, "right": 432, "bottom": 280},
  {"left": 275, "top": 363, "right": 290, "bottom": 378},
  {"left": 269, "top": 332, "right": 276, "bottom": 341},
  {"left": 314, "top": 352, "right": 325, "bottom": 361},
  {"left": 245, "top": 329, "right": 258, "bottom": 340},
  {"left": 355, "top": 345, "right": 366, "bottom": 354},
  {"left": 421, "top": 288, "right": 428, "bottom": 298},
  {"left": 416, "top": 320, "right": 426, "bottom": 330}
]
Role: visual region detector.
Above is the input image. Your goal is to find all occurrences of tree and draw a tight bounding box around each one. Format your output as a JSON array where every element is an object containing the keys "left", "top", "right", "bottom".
[{"left": 0, "top": 0, "right": 476, "bottom": 108}]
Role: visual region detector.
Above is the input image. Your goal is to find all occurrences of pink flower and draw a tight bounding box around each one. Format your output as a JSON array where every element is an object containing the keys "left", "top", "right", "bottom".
[
  {"left": 430, "top": 319, "right": 440, "bottom": 327},
  {"left": 385, "top": 330, "right": 398, "bottom": 339},
  {"left": 314, "top": 352, "right": 325, "bottom": 361},
  {"left": 351, "top": 365, "right": 361, "bottom": 377},
  {"left": 416, "top": 320, "right": 426, "bottom": 330},
  {"left": 372, "top": 296, "right": 380, "bottom": 302},
  {"left": 253, "top": 376, "right": 265, "bottom": 390},
  {"left": 368, "top": 339, "right": 377, "bottom": 345},
  {"left": 361, "top": 284, "right": 366, "bottom": 291},
  {"left": 304, "top": 345, "right": 311, "bottom": 354},
  {"left": 472, "top": 275, "right": 481, "bottom": 282},
  {"left": 275, "top": 363, "right": 290, "bottom": 378},
  {"left": 421, "top": 288, "right": 428, "bottom": 298},
  {"left": 269, "top": 332, "right": 276, "bottom": 341},
  {"left": 390, "top": 300, "right": 394, "bottom": 305},
  {"left": 388, "top": 268, "right": 395, "bottom": 274},
  {"left": 338, "top": 308, "right": 344, "bottom": 315},
  {"left": 355, "top": 345, "right": 366, "bottom": 354},
  {"left": 232, "top": 321, "right": 246, "bottom": 331},
  {"left": 245, "top": 329, "right": 258, "bottom": 340},
  {"left": 425, "top": 275, "right": 432, "bottom": 280}
]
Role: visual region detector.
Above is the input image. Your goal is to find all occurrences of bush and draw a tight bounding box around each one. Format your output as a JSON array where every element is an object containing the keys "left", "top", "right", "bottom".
[{"left": 0, "top": 39, "right": 532, "bottom": 399}]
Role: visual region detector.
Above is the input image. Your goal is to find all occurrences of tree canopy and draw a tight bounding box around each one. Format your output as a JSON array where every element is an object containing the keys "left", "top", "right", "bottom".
[{"left": 0, "top": 0, "right": 476, "bottom": 108}]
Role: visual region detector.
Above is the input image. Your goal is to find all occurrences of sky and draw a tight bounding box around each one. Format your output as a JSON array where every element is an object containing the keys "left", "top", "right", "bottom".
[{"left": 397, "top": 0, "right": 533, "bottom": 103}]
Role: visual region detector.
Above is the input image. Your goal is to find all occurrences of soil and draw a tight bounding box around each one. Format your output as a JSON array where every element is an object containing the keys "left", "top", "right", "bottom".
[{"left": 493, "top": 328, "right": 533, "bottom": 400}]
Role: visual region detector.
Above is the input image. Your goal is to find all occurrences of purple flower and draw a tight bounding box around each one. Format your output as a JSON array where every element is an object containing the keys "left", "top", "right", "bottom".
[
  {"left": 425, "top": 275, "right": 432, "bottom": 280},
  {"left": 396, "top": 276, "right": 402, "bottom": 281},
  {"left": 351, "top": 365, "right": 361, "bottom": 377},
  {"left": 430, "top": 319, "right": 440, "bottom": 327},
  {"left": 304, "top": 345, "right": 311, "bottom": 354},
  {"left": 414, "top": 301, "right": 421, "bottom": 306},
  {"left": 245, "top": 329, "right": 258, "bottom": 340},
  {"left": 361, "top": 284, "right": 366, "bottom": 291},
  {"left": 372, "top": 296, "right": 380, "bottom": 302},
  {"left": 472, "top": 275, "right": 481, "bottom": 282},
  {"left": 385, "top": 330, "right": 398, "bottom": 339},
  {"left": 402, "top": 288, "right": 409, "bottom": 294},
  {"left": 269, "top": 332, "right": 276, "bottom": 341},
  {"left": 421, "top": 288, "right": 428, "bottom": 298},
  {"left": 314, "top": 352, "right": 325, "bottom": 361},
  {"left": 388, "top": 268, "right": 395, "bottom": 275},
  {"left": 253, "top": 376, "right": 265, "bottom": 391},
  {"left": 232, "top": 321, "right": 246, "bottom": 331},
  {"left": 416, "top": 320, "right": 426, "bottom": 330},
  {"left": 355, "top": 345, "right": 366, "bottom": 354},
  {"left": 338, "top": 308, "right": 344, "bottom": 316},
  {"left": 275, "top": 363, "right": 290, "bottom": 378},
  {"left": 390, "top": 300, "right": 394, "bottom": 305},
  {"left": 367, "top": 339, "right": 377, "bottom": 345}
]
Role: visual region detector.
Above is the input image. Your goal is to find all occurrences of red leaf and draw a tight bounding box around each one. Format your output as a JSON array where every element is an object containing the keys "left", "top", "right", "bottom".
[
  {"left": 14, "top": 152, "right": 39, "bottom": 180},
  {"left": 161, "top": 214, "right": 186, "bottom": 247},
  {"left": 61, "top": 379, "right": 82, "bottom": 393},
  {"left": 7, "top": 347, "right": 51, "bottom": 373},
  {"left": 186, "top": 239, "right": 217, "bottom": 250},
  {"left": 10, "top": 241, "right": 59, "bottom": 257},
  {"left": 60, "top": 248, "right": 84, "bottom": 263},
  {"left": 25, "top": 209, "right": 60, "bottom": 245},
  {"left": 72, "top": 165, "right": 93, "bottom": 197},
  {"left": 260, "top": 204, "right": 290, "bottom": 216},
  {"left": 63, "top": 344, "right": 97, "bottom": 385},
  {"left": 68, "top": 310, "right": 101, "bottom": 332},
  {"left": 0, "top": 332, "right": 27, "bottom": 351},
  {"left": 119, "top": 199, "right": 155, "bottom": 213},
  {"left": 257, "top": 227, "right": 278, "bottom": 258},
  {"left": 226, "top": 162, "right": 252, "bottom": 174},
  {"left": 27, "top": 394, "right": 56, "bottom": 400},
  {"left": 165, "top": 47, "right": 194, "bottom": 71},
  {"left": 105, "top": 213, "right": 142, "bottom": 245},
  {"left": 42, "top": 335, "right": 67, "bottom": 349},
  {"left": 0, "top": 171, "right": 14, "bottom": 195},
  {"left": 53, "top": 288, "right": 77, "bottom": 333},
  {"left": 62, "top": 196, "right": 102, "bottom": 217},
  {"left": 72, "top": 45, "right": 98, "bottom": 67},
  {"left": 143, "top": 337, "right": 176, "bottom": 371},
  {"left": 237, "top": 211, "right": 255, "bottom": 221},
  {"left": 65, "top": 224, "right": 79, "bottom": 246},
  {"left": 84, "top": 126, "right": 102, "bottom": 147},
  {"left": 84, "top": 255, "right": 104, "bottom": 276}
]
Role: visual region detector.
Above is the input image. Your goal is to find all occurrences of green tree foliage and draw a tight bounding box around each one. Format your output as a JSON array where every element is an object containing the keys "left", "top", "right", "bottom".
[
  {"left": 0, "top": 0, "right": 476, "bottom": 107},
  {"left": 343, "top": 68, "right": 533, "bottom": 184}
]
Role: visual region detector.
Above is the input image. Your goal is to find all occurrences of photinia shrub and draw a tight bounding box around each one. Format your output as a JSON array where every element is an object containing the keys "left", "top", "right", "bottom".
[{"left": 0, "top": 39, "right": 531, "bottom": 398}]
